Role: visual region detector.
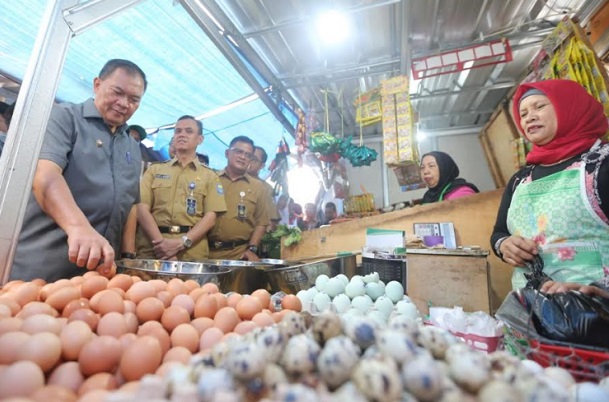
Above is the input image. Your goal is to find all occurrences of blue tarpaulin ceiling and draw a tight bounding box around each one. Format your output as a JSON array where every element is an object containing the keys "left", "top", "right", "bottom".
[{"left": 0, "top": 0, "right": 295, "bottom": 171}]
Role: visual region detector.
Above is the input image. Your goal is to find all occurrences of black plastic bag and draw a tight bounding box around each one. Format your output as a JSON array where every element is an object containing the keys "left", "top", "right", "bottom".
[{"left": 498, "top": 287, "right": 609, "bottom": 349}]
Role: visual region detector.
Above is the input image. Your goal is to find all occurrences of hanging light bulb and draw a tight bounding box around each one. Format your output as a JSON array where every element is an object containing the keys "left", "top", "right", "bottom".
[{"left": 316, "top": 10, "right": 350, "bottom": 45}]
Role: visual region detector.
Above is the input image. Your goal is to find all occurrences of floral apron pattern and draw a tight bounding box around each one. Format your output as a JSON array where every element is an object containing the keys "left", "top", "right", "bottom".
[{"left": 506, "top": 160, "right": 609, "bottom": 289}]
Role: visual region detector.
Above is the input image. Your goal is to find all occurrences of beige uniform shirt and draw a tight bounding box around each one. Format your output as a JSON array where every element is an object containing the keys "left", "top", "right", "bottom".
[
  {"left": 209, "top": 170, "right": 271, "bottom": 259},
  {"left": 260, "top": 179, "right": 280, "bottom": 222},
  {"left": 136, "top": 158, "right": 227, "bottom": 260}
]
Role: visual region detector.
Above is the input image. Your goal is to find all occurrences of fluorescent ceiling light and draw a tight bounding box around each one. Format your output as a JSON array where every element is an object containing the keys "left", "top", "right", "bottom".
[{"left": 316, "top": 10, "right": 350, "bottom": 45}]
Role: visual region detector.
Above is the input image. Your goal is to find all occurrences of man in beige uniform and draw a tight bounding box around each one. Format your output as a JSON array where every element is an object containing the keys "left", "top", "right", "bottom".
[
  {"left": 247, "top": 145, "right": 280, "bottom": 231},
  {"left": 209, "top": 136, "right": 270, "bottom": 260},
  {"left": 136, "top": 115, "right": 226, "bottom": 261}
]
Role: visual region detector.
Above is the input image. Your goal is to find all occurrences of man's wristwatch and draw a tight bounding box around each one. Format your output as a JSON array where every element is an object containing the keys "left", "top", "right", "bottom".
[
  {"left": 247, "top": 245, "right": 259, "bottom": 255},
  {"left": 494, "top": 236, "right": 509, "bottom": 259},
  {"left": 120, "top": 252, "right": 137, "bottom": 259},
  {"left": 182, "top": 235, "right": 193, "bottom": 249}
]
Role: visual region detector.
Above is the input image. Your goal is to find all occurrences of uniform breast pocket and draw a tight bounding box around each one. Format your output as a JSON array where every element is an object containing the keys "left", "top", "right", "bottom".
[
  {"left": 194, "top": 188, "right": 207, "bottom": 216},
  {"left": 151, "top": 179, "right": 173, "bottom": 207}
]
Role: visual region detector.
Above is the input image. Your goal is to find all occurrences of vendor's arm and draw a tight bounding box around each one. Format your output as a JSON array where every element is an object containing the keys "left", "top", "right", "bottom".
[
  {"left": 33, "top": 159, "right": 115, "bottom": 271},
  {"left": 540, "top": 280, "right": 609, "bottom": 298},
  {"left": 490, "top": 172, "right": 538, "bottom": 266},
  {"left": 152, "top": 212, "right": 218, "bottom": 259},
  {"left": 444, "top": 185, "right": 477, "bottom": 200},
  {"left": 121, "top": 205, "right": 137, "bottom": 255}
]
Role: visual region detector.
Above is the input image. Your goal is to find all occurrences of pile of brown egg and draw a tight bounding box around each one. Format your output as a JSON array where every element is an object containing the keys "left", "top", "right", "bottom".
[{"left": 0, "top": 271, "right": 302, "bottom": 401}]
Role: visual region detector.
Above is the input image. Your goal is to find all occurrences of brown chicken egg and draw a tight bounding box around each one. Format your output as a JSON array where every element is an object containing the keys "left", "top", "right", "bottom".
[
  {"left": 213, "top": 307, "right": 240, "bottom": 333},
  {"left": 17, "top": 301, "right": 58, "bottom": 318},
  {"left": 171, "top": 294, "right": 195, "bottom": 315},
  {"left": 68, "top": 308, "right": 99, "bottom": 331},
  {"left": 106, "top": 274, "right": 133, "bottom": 292},
  {"left": 61, "top": 298, "right": 90, "bottom": 318},
  {"left": 0, "top": 360, "right": 45, "bottom": 399},
  {"left": 161, "top": 305, "right": 190, "bottom": 332},
  {"left": 236, "top": 296, "right": 263, "bottom": 320},
  {"left": 78, "top": 335, "right": 122, "bottom": 376},
  {"left": 119, "top": 335, "right": 163, "bottom": 382},
  {"left": 136, "top": 297, "right": 165, "bottom": 323},
  {"left": 31, "top": 384, "right": 78, "bottom": 402},
  {"left": 21, "top": 313, "right": 62, "bottom": 335},
  {"left": 96, "top": 312, "right": 127, "bottom": 338},
  {"left": 60, "top": 320, "right": 94, "bottom": 361},
  {"left": 17, "top": 331, "right": 62, "bottom": 372},
  {"left": 80, "top": 276, "right": 109, "bottom": 300},
  {"left": 170, "top": 323, "right": 199, "bottom": 353},
  {"left": 193, "top": 294, "right": 217, "bottom": 319},
  {"left": 78, "top": 372, "right": 118, "bottom": 396},
  {"left": 46, "top": 286, "right": 81, "bottom": 312},
  {"left": 0, "top": 331, "right": 30, "bottom": 365},
  {"left": 89, "top": 290, "right": 124, "bottom": 315},
  {"left": 48, "top": 361, "right": 85, "bottom": 393}
]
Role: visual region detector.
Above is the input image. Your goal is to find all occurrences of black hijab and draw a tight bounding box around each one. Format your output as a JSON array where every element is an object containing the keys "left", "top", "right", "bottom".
[{"left": 421, "top": 151, "right": 480, "bottom": 204}]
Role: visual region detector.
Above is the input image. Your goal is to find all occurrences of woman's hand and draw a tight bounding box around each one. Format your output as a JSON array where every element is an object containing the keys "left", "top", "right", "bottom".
[
  {"left": 499, "top": 235, "right": 538, "bottom": 267},
  {"left": 540, "top": 280, "right": 609, "bottom": 298}
]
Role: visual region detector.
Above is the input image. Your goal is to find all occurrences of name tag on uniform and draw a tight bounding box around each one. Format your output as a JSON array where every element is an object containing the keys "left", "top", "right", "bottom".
[{"left": 155, "top": 174, "right": 170, "bottom": 179}]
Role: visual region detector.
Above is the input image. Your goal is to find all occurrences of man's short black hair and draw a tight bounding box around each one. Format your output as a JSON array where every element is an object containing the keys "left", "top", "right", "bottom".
[
  {"left": 325, "top": 202, "right": 337, "bottom": 212},
  {"left": 177, "top": 115, "right": 203, "bottom": 136},
  {"left": 99, "top": 59, "right": 148, "bottom": 92},
  {"left": 254, "top": 146, "right": 268, "bottom": 163},
  {"left": 229, "top": 135, "right": 254, "bottom": 149}
]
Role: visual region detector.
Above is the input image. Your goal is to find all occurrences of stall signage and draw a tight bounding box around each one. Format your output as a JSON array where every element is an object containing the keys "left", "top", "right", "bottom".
[{"left": 411, "top": 39, "right": 512, "bottom": 79}]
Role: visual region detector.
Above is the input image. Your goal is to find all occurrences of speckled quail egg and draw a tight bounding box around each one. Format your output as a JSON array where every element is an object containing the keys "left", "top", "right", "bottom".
[
  {"left": 315, "top": 274, "right": 330, "bottom": 291},
  {"left": 331, "top": 294, "right": 351, "bottom": 314},
  {"left": 312, "top": 310, "right": 343, "bottom": 345},
  {"left": 281, "top": 333, "right": 321, "bottom": 376},
  {"left": 313, "top": 292, "right": 332, "bottom": 313},
  {"left": 351, "top": 356, "right": 402, "bottom": 401},
  {"left": 351, "top": 294, "right": 373, "bottom": 314},
  {"left": 543, "top": 366, "right": 575, "bottom": 389},
  {"left": 570, "top": 382, "right": 609, "bottom": 402},
  {"left": 374, "top": 296, "right": 394, "bottom": 318},
  {"left": 395, "top": 300, "right": 419, "bottom": 320},
  {"left": 444, "top": 342, "right": 477, "bottom": 364},
  {"left": 363, "top": 272, "right": 380, "bottom": 283},
  {"left": 330, "top": 381, "right": 368, "bottom": 402},
  {"left": 376, "top": 329, "right": 417, "bottom": 364},
  {"left": 365, "top": 282, "right": 385, "bottom": 301},
  {"left": 197, "top": 368, "right": 236, "bottom": 401},
  {"left": 401, "top": 355, "right": 444, "bottom": 402},
  {"left": 478, "top": 380, "right": 524, "bottom": 402},
  {"left": 449, "top": 350, "right": 491, "bottom": 393},
  {"left": 389, "top": 315, "right": 421, "bottom": 339},
  {"left": 261, "top": 363, "right": 289, "bottom": 392},
  {"left": 345, "top": 281, "right": 366, "bottom": 299},
  {"left": 317, "top": 335, "right": 361, "bottom": 389},
  {"left": 256, "top": 326, "right": 286, "bottom": 363},
  {"left": 518, "top": 376, "right": 570, "bottom": 402},
  {"left": 325, "top": 277, "right": 346, "bottom": 298},
  {"left": 225, "top": 341, "right": 266, "bottom": 380},
  {"left": 274, "top": 383, "right": 319, "bottom": 402},
  {"left": 384, "top": 280, "right": 405, "bottom": 303},
  {"left": 418, "top": 325, "right": 455, "bottom": 359},
  {"left": 343, "top": 316, "right": 378, "bottom": 348},
  {"left": 279, "top": 311, "right": 308, "bottom": 337}
]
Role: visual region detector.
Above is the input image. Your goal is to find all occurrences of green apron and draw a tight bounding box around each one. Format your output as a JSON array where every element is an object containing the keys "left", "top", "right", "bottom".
[{"left": 506, "top": 161, "right": 609, "bottom": 289}]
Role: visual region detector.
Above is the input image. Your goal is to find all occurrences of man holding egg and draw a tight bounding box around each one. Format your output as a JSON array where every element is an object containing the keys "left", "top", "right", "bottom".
[
  {"left": 135, "top": 115, "right": 227, "bottom": 261},
  {"left": 11, "top": 59, "right": 146, "bottom": 281}
]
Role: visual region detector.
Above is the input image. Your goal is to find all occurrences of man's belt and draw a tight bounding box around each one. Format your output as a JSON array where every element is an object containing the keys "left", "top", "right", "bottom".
[
  {"left": 209, "top": 239, "right": 249, "bottom": 250},
  {"left": 159, "top": 225, "right": 192, "bottom": 234}
]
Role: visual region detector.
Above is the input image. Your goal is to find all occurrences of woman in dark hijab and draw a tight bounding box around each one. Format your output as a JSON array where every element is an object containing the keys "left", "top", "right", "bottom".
[{"left": 420, "top": 151, "right": 480, "bottom": 204}]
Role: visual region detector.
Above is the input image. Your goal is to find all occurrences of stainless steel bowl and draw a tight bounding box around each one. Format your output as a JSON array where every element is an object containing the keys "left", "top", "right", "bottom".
[
  {"left": 263, "top": 254, "right": 357, "bottom": 294},
  {"left": 116, "top": 259, "right": 233, "bottom": 291},
  {"left": 199, "top": 259, "right": 272, "bottom": 294}
]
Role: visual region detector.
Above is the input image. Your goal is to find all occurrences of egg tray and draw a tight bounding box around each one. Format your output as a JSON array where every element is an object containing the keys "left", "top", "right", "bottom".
[{"left": 503, "top": 328, "right": 609, "bottom": 382}]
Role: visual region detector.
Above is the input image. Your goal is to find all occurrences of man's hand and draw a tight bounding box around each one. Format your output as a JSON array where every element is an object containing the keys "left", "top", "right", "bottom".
[
  {"left": 97, "top": 261, "right": 117, "bottom": 278},
  {"left": 152, "top": 238, "right": 183, "bottom": 260},
  {"left": 66, "top": 224, "right": 115, "bottom": 271},
  {"left": 242, "top": 249, "right": 260, "bottom": 262},
  {"left": 500, "top": 235, "right": 538, "bottom": 267}
]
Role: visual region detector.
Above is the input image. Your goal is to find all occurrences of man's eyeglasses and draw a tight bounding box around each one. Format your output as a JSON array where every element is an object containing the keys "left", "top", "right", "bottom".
[{"left": 230, "top": 147, "right": 255, "bottom": 160}]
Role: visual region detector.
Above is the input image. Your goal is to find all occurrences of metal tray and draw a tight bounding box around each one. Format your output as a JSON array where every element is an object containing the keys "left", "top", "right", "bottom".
[
  {"left": 199, "top": 259, "right": 273, "bottom": 294},
  {"left": 116, "top": 259, "right": 233, "bottom": 291},
  {"left": 262, "top": 254, "right": 357, "bottom": 294}
]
